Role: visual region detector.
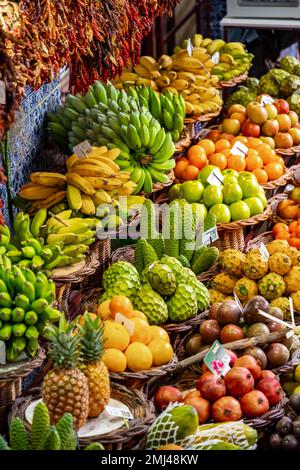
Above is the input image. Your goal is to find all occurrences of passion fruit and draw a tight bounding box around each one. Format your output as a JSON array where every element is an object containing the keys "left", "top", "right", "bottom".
[
  {"left": 185, "top": 334, "right": 203, "bottom": 357},
  {"left": 216, "top": 300, "right": 241, "bottom": 325},
  {"left": 266, "top": 342, "right": 290, "bottom": 367},
  {"left": 243, "top": 295, "right": 270, "bottom": 325},
  {"left": 245, "top": 322, "right": 270, "bottom": 338},
  {"left": 244, "top": 346, "right": 268, "bottom": 369},
  {"left": 199, "top": 319, "right": 221, "bottom": 345}
]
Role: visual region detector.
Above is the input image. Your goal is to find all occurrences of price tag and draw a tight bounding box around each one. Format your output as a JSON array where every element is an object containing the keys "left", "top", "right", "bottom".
[
  {"left": 204, "top": 340, "right": 231, "bottom": 377},
  {"left": 0, "top": 81, "right": 6, "bottom": 105},
  {"left": 203, "top": 226, "right": 218, "bottom": 245},
  {"left": 231, "top": 141, "right": 248, "bottom": 157},
  {"left": 0, "top": 341, "right": 6, "bottom": 365},
  {"left": 115, "top": 313, "right": 134, "bottom": 336},
  {"left": 186, "top": 38, "right": 193, "bottom": 57},
  {"left": 260, "top": 95, "right": 274, "bottom": 105},
  {"left": 259, "top": 243, "right": 269, "bottom": 261},
  {"left": 211, "top": 52, "right": 220, "bottom": 64},
  {"left": 207, "top": 169, "right": 224, "bottom": 186},
  {"left": 73, "top": 140, "right": 92, "bottom": 158},
  {"left": 105, "top": 406, "right": 134, "bottom": 420},
  {"left": 233, "top": 292, "right": 243, "bottom": 312},
  {"left": 289, "top": 297, "right": 295, "bottom": 328}
]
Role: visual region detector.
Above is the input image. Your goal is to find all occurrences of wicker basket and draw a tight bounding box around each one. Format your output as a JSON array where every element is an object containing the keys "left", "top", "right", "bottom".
[
  {"left": 174, "top": 132, "right": 192, "bottom": 154},
  {"left": 269, "top": 192, "right": 291, "bottom": 225},
  {"left": 82, "top": 239, "right": 111, "bottom": 289},
  {"left": 272, "top": 349, "right": 300, "bottom": 375},
  {"left": 215, "top": 72, "right": 248, "bottom": 89},
  {"left": 245, "top": 231, "right": 274, "bottom": 252},
  {"left": 276, "top": 144, "right": 300, "bottom": 157},
  {"left": 184, "top": 109, "right": 222, "bottom": 140},
  {"left": 0, "top": 348, "right": 45, "bottom": 432},
  {"left": 9, "top": 383, "right": 155, "bottom": 450}
]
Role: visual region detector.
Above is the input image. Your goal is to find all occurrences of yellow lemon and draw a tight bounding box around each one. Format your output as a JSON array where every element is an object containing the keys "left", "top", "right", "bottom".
[
  {"left": 103, "top": 320, "right": 130, "bottom": 351},
  {"left": 132, "top": 310, "right": 148, "bottom": 321},
  {"left": 103, "top": 348, "right": 127, "bottom": 372},
  {"left": 149, "top": 325, "right": 170, "bottom": 343},
  {"left": 124, "top": 342, "right": 153, "bottom": 371},
  {"left": 147, "top": 339, "right": 173, "bottom": 366},
  {"left": 97, "top": 300, "right": 112, "bottom": 320},
  {"left": 130, "top": 317, "right": 152, "bottom": 344}
]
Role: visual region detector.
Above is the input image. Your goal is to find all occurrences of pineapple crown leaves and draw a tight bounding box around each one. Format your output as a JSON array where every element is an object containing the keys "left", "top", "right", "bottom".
[
  {"left": 45, "top": 314, "right": 82, "bottom": 369},
  {"left": 78, "top": 312, "right": 106, "bottom": 363}
]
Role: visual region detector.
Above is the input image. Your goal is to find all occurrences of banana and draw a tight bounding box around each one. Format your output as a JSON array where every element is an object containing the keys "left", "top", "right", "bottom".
[
  {"left": 19, "top": 185, "right": 57, "bottom": 200},
  {"left": 155, "top": 76, "right": 170, "bottom": 88},
  {"left": 93, "top": 81, "right": 108, "bottom": 104},
  {"left": 66, "top": 184, "right": 83, "bottom": 211},
  {"left": 30, "top": 208, "right": 47, "bottom": 238},
  {"left": 157, "top": 55, "right": 173, "bottom": 69},
  {"left": 134, "top": 64, "right": 152, "bottom": 79},
  {"left": 93, "top": 189, "right": 112, "bottom": 205},
  {"left": 150, "top": 159, "right": 176, "bottom": 171},
  {"left": 130, "top": 111, "right": 141, "bottom": 131},
  {"left": 84, "top": 177, "right": 123, "bottom": 190},
  {"left": 46, "top": 232, "right": 80, "bottom": 245},
  {"left": 163, "top": 110, "right": 174, "bottom": 131},
  {"left": 185, "top": 101, "right": 195, "bottom": 115},
  {"left": 27, "top": 191, "right": 66, "bottom": 213},
  {"left": 66, "top": 172, "right": 95, "bottom": 195},
  {"left": 128, "top": 124, "right": 142, "bottom": 150},
  {"left": 75, "top": 156, "right": 119, "bottom": 172},
  {"left": 103, "top": 148, "right": 122, "bottom": 160},
  {"left": 24, "top": 238, "right": 43, "bottom": 256},
  {"left": 148, "top": 166, "right": 170, "bottom": 184},
  {"left": 130, "top": 166, "right": 143, "bottom": 184},
  {"left": 120, "top": 72, "right": 138, "bottom": 81},
  {"left": 117, "top": 181, "right": 137, "bottom": 196},
  {"left": 132, "top": 168, "right": 145, "bottom": 195},
  {"left": 81, "top": 195, "right": 96, "bottom": 215},
  {"left": 174, "top": 113, "right": 184, "bottom": 133},
  {"left": 149, "top": 128, "right": 166, "bottom": 155},
  {"left": 171, "top": 79, "right": 189, "bottom": 91},
  {"left": 138, "top": 124, "right": 150, "bottom": 147},
  {"left": 140, "top": 56, "right": 158, "bottom": 72},
  {"left": 66, "top": 154, "right": 80, "bottom": 172},
  {"left": 115, "top": 171, "right": 130, "bottom": 183},
  {"left": 73, "top": 164, "right": 116, "bottom": 178},
  {"left": 62, "top": 244, "right": 89, "bottom": 256},
  {"left": 177, "top": 71, "right": 196, "bottom": 83},
  {"left": 142, "top": 168, "right": 153, "bottom": 193},
  {"left": 149, "top": 91, "right": 162, "bottom": 120},
  {"left": 56, "top": 221, "right": 92, "bottom": 234},
  {"left": 136, "top": 78, "right": 153, "bottom": 87},
  {"left": 192, "top": 34, "right": 203, "bottom": 47},
  {"left": 152, "top": 132, "right": 175, "bottom": 162},
  {"left": 30, "top": 172, "right": 67, "bottom": 188}
]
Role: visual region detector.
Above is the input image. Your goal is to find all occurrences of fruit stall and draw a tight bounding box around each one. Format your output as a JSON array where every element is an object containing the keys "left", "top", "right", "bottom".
[{"left": 2, "top": 1, "right": 300, "bottom": 456}]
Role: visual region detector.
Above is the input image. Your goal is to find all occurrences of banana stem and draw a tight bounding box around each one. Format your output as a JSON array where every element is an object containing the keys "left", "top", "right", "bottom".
[{"left": 48, "top": 211, "right": 69, "bottom": 227}]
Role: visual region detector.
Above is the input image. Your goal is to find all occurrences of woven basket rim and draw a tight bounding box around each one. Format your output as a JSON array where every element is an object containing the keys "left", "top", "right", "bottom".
[
  {"left": 175, "top": 134, "right": 191, "bottom": 153},
  {"left": 110, "top": 353, "right": 178, "bottom": 382},
  {"left": 262, "top": 167, "right": 291, "bottom": 189},
  {"left": 215, "top": 72, "right": 249, "bottom": 89},
  {"left": 217, "top": 205, "right": 271, "bottom": 231},
  {"left": 276, "top": 144, "right": 300, "bottom": 156},
  {"left": 0, "top": 347, "right": 45, "bottom": 383},
  {"left": 245, "top": 231, "right": 273, "bottom": 252},
  {"left": 184, "top": 109, "right": 221, "bottom": 125}
]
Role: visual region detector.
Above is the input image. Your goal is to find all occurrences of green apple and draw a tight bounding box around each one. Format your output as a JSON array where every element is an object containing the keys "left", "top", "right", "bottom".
[
  {"left": 191, "top": 203, "right": 207, "bottom": 224},
  {"left": 208, "top": 204, "right": 231, "bottom": 223},
  {"left": 256, "top": 190, "right": 268, "bottom": 209},
  {"left": 223, "top": 182, "right": 243, "bottom": 204},
  {"left": 230, "top": 201, "right": 251, "bottom": 221},
  {"left": 238, "top": 171, "right": 257, "bottom": 182},
  {"left": 199, "top": 165, "right": 222, "bottom": 185},
  {"left": 223, "top": 175, "right": 238, "bottom": 185},
  {"left": 203, "top": 186, "right": 223, "bottom": 208},
  {"left": 244, "top": 197, "right": 264, "bottom": 216},
  {"left": 168, "top": 183, "right": 182, "bottom": 202},
  {"left": 239, "top": 179, "right": 260, "bottom": 198},
  {"left": 222, "top": 169, "right": 239, "bottom": 178},
  {"left": 181, "top": 180, "right": 204, "bottom": 203}
]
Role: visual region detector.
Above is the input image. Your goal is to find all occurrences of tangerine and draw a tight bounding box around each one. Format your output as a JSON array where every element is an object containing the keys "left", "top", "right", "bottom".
[
  {"left": 188, "top": 150, "right": 208, "bottom": 169},
  {"left": 233, "top": 135, "right": 248, "bottom": 145},
  {"left": 265, "top": 162, "right": 284, "bottom": 180},
  {"left": 247, "top": 137, "right": 262, "bottom": 148},
  {"left": 149, "top": 325, "right": 170, "bottom": 343},
  {"left": 227, "top": 154, "right": 246, "bottom": 172},
  {"left": 132, "top": 310, "right": 148, "bottom": 320},
  {"left": 97, "top": 300, "right": 112, "bottom": 320},
  {"left": 246, "top": 154, "right": 263, "bottom": 171},
  {"left": 273, "top": 222, "right": 289, "bottom": 235},
  {"left": 125, "top": 342, "right": 153, "bottom": 371},
  {"left": 197, "top": 139, "right": 216, "bottom": 155},
  {"left": 103, "top": 348, "right": 127, "bottom": 372},
  {"left": 181, "top": 165, "right": 199, "bottom": 180},
  {"left": 230, "top": 112, "right": 247, "bottom": 125},
  {"left": 252, "top": 168, "right": 268, "bottom": 184},
  {"left": 174, "top": 159, "right": 189, "bottom": 178},
  {"left": 209, "top": 152, "right": 227, "bottom": 170},
  {"left": 220, "top": 133, "right": 235, "bottom": 142},
  {"left": 130, "top": 317, "right": 152, "bottom": 344},
  {"left": 147, "top": 339, "right": 173, "bottom": 366},
  {"left": 215, "top": 139, "right": 231, "bottom": 152},
  {"left": 104, "top": 320, "right": 130, "bottom": 351},
  {"left": 289, "top": 237, "right": 300, "bottom": 249},
  {"left": 275, "top": 230, "right": 290, "bottom": 241},
  {"left": 207, "top": 129, "right": 221, "bottom": 142},
  {"left": 78, "top": 312, "right": 98, "bottom": 326},
  {"left": 289, "top": 221, "right": 298, "bottom": 233},
  {"left": 109, "top": 295, "right": 133, "bottom": 318}
]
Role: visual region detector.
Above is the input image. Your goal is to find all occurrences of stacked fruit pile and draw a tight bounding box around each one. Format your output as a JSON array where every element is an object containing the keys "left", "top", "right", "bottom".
[
  {"left": 99, "top": 258, "right": 210, "bottom": 325},
  {"left": 267, "top": 392, "right": 300, "bottom": 450},
  {"left": 0, "top": 263, "right": 59, "bottom": 362},
  {"left": 275, "top": 187, "right": 300, "bottom": 223},
  {"left": 281, "top": 365, "right": 300, "bottom": 398},
  {"left": 95, "top": 295, "right": 173, "bottom": 373}
]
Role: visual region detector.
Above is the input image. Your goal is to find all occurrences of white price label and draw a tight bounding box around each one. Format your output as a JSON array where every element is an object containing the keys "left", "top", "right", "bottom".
[
  {"left": 0, "top": 81, "right": 6, "bottom": 105},
  {"left": 207, "top": 169, "right": 224, "bottom": 186},
  {"left": 259, "top": 243, "right": 269, "bottom": 261},
  {"left": 187, "top": 38, "right": 193, "bottom": 57},
  {"left": 289, "top": 297, "right": 295, "bottom": 327},
  {"left": 115, "top": 313, "right": 134, "bottom": 336},
  {"left": 105, "top": 406, "right": 133, "bottom": 420},
  {"left": 231, "top": 141, "right": 248, "bottom": 157},
  {"left": 260, "top": 95, "right": 274, "bottom": 105},
  {"left": 0, "top": 341, "right": 6, "bottom": 365},
  {"left": 233, "top": 292, "right": 243, "bottom": 312},
  {"left": 73, "top": 140, "right": 92, "bottom": 158},
  {"left": 211, "top": 52, "right": 220, "bottom": 64},
  {"left": 204, "top": 340, "right": 231, "bottom": 377},
  {"left": 203, "top": 226, "right": 218, "bottom": 245}
]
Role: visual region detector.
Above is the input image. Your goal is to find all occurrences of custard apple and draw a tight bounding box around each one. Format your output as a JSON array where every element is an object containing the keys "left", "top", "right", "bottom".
[
  {"left": 288, "top": 93, "right": 300, "bottom": 117},
  {"left": 258, "top": 73, "right": 280, "bottom": 97},
  {"left": 183, "top": 270, "right": 210, "bottom": 311},
  {"left": 270, "top": 68, "right": 290, "bottom": 85},
  {"left": 293, "top": 64, "right": 300, "bottom": 77},
  {"left": 284, "top": 266, "right": 300, "bottom": 294},
  {"left": 102, "top": 261, "right": 140, "bottom": 300},
  {"left": 245, "top": 77, "right": 259, "bottom": 91},
  {"left": 160, "top": 256, "right": 184, "bottom": 282},
  {"left": 220, "top": 249, "right": 246, "bottom": 277},
  {"left": 280, "top": 75, "right": 300, "bottom": 97},
  {"left": 258, "top": 273, "right": 286, "bottom": 301},
  {"left": 270, "top": 297, "right": 290, "bottom": 320},
  {"left": 233, "top": 277, "right": 258, "bottom": 303},
  {"left": 147, "top": 261, "right": 177, "bottom": 296},
  {"left": 167, "top": 284, "right": 198, "bottom": 322},
  {"left": 210, "top": 273, "right": 238, "bottom": 295},
  {"left": 244, "top": 252, "right": 268, "bottom": 280},
  {"left": 291, "top": 291, "right": 300, "bottom": 313},
  {"left": 268, "top": 253, "right": 291, "bottom": 276},
  {"left": 280, "top": 55, "right": 299, "bottom": 74},
  {"left": 133, "top": 284, "right": 168, "bottom": 324}
]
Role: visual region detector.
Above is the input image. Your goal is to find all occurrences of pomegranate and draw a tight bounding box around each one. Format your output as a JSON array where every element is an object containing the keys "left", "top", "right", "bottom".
[
  {"left": 224, "top": 367, "right": 254, "bottom": 397},
  {"left": 260, "top": 370, "right": 279, "bottom": 381},
  {"left": 220, "top": 324, "right": 244, "bottom": 343},
  {"left": 184, "top": 391, "right": 210, "bottom": 424},
  {"left": 212, "top": 396, "right": 243, "bottom": 422},
  {"left": 240, "top": 390, "right": 270, "bottom": 418},
  {"left": 256, "top": 378, "right": 282, "bottom": 405},
  {"left": 154, "top": 386, "right": 183, "bottom": 411},
  {"left": 196, "top": 371, "right": 226, "bottom": 401},
  {"left": 224, "top": 349, "right": 237, "bottom": 366},
  {"left": 200, "top": 320, "right": 220, "bottom": 345},
  {"left": 234, "top": 355, "right": 262, "bottom": 381}
]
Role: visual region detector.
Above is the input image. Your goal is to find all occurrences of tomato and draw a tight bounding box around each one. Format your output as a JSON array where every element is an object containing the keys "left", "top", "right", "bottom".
[{"left": 212, "top": 396, "right": 243, "bottom": 422}]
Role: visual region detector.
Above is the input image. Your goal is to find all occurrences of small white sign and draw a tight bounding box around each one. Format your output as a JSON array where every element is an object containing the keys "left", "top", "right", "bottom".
[
  {"left": 0, "top": 81, "right": 6, "bottom": 105},
  {"left": 115, "top": 313, "right": 134, "bottom": 336},
  {"left": 211, "top": 52, "right": 220, "bottom": 64},
  {"left": 0, "top": 341, "right": 6, "bottom": 365},
  {"left": 203, "top": 226, "right": 218, "bottom": 245},
  {"left": 207, "top": 169, "right": 224, "bottom": 186},
  {"left": 73, "top": 140, "right": 92, "bottom": 158},
  {"left": 105, "top": 406, "right": 133, "bottom": 420},
  {"left": 231, "top": 141, "right": 248, "bottom": 157},
  {"left": 260, "top": 95, "right": 274, "bottom": 105},
  {"left": 187, "top": 38, "right": 193, "bottom": 57},
  {"left": 204, "top": 340, "right": 231, "bottom": 377},
  {"left": 233, "top": 292, "right": 243, "bottom": 312},
  {"left": 289, "top": 297, "right": 295, "bottom": 328},
  {"left": 259, "top": 243, "right": 269, "bottom": 261},
  {"left": 286, "top": 330, "right": 294, "bottom": 339}
]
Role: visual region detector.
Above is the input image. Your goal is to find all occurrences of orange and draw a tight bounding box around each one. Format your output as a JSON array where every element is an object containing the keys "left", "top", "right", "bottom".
[
  {"left": 209, "top": 152, "right": 227, "bottom": 170},
  {"left": 257, "top": 145, "right": 276, "bottom": 164},
  {"left": 265, "top": 162, "right": 284, "bottom": 180},
  {"left": 104, "top": 320, "right": 130, "bottom": 351},
  {"left": 97, "top": 300, "right": 112, "bottom": 320},
  {"left": 273, "top": 222, "right": 289, "bottom": 235},
  {"left": 220, "top": 133, "right": 235, "bottom": 142},
  {"left": 130, "top": 317, "right": 152, "bottom": 344},
  {"left": 147, "top": 339, "right": 173, "bottom": 366},
  {"left": 215, "top": 139, "right": 231, "bottom": 152},
  {"left": 230, "top": 112, "right": 246, "bottom": 125},
  {"left": 109, "top": 295, "right": 133, "bottom": 318},
  {"left": 273, "top": 155, "right": 285, "bottom": 167},
  {"left": 227, "top": 154, "right": 246, "bottom": 172},
  {"left": 78, "top": 312, "right": 98, "bottom": 326},
  {"left": 187, "top": 145, "right": 206, "bottom": 160},
  {"left": 247, "top": 148, "right": 259, "bottom": 157},
  {"left": 132, "top": 310, "right": 148, "bottom": 320},
  {"left": 125, "top": 342, "right": 153, "bottom": 371},
  {"left": 252, "top": 168, "right": 268, "bottom": 184},
  {"left": 233, "top": 135, "right": 248, "bottom": 145},
  {"left": 296, "top": 226, "right": 300, "bottom": 238},
  {"left": 247, "top": 137, "right": 262, "bottom": 148},
  {"left": 289, "top": 221, "right": 298, "bottom": 233},
  {"left": 188, "top": 148, "right": 208, "bottom": 169},
  {"left": 174, "top": 159, "right": 189, "bottom": 178},
  {"left": 197, "top": 139, "right": 215, "bottom": 155},
  {"left": 222, "top": 148, "right": 232, "bottom": 157},
  {"left": 103, "top": 348, "right": 127, "bottom": 372},
  {"left": 176, "top": 156, "right": 189, "bottom": 164},
  {"left": 149, "top": 325, "right": 170, "bottom": 343},
  {"left": 289, "top": 237, "right": 300, "bottom": 249},
  {"left": 275, "top": 230, "right": 290, "bottom": 241},
  {"left": 181, "top": 165, "right": 199, "bottom": 181},
  {"left": 245, "top": 154, "right": 263, "bottom": 171},
  {"left": 207, "top": 129, "right": 221, "bottom": 142}
]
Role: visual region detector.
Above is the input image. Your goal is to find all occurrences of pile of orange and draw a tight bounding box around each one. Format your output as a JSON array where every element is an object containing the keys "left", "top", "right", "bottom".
[
  {"left": 174, "top": 133, "right": 286, "bottom": 183},
  {"left": 273, "top": 221, "right": 300, "bottom": 249}
]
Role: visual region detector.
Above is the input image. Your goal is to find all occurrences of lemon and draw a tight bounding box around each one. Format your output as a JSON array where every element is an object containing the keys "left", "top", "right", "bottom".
[
  {"left": 130, "top": 317, "right": 152, "bottom": 344},
  {"left": 149, "top": 325, "right": 170, "bottom": 343},
  {"left": 147, "top": 339, "right": 173, "bottom": 366},
  {"left": 97, "top": 300, "right": 112, "bottom": 320},
  {"left": 132, "top": 310, "right": 148, "bottom": 321},
  {"left": 124, "top": 342, "right": 153, "bottom": 371},
  {"left": 103, "top": 320, "right": 130, "bottom": 351},
  {"left": 103, "top": 348, "right": 127, "bottom": 372}
]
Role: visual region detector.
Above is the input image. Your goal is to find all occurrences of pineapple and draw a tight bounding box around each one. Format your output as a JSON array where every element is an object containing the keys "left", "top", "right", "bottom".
[
  {"left": 79, "top": 314, "right": 110, "bottom": 418},
  {"left": 42, "top": 315, "right": 89, "bottom": 430}
]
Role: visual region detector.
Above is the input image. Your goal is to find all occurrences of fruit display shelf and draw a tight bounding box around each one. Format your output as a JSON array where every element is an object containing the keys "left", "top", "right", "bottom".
[
  {"left": 269, "top": 192, "right": 292, "bottom": 225},
  {"left": 184, "top": 110, "right": 222, "bottom": 141},
  {"left": 174, "top": 131, "right": 192, "bottom": 154},
  {"left": 0, "top": 348, "right": 46, "bottom": 432},
  {"left": 9, "top": 383, "right": 155, "bottom": 450},
  {"left": 275, "top": 145, "right": 300, "bottom": 157},
  {"left": 215, "top": 72, "right": 249, "bottom": 90}
]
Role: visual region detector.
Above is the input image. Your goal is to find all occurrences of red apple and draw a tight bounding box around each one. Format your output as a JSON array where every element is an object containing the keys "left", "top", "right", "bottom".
[
  {"left": 261, "top": 119, "right": 280, "bottom": 137},
  {"left": 288, "top": 127, "right": 300, "bottom": 145},
  {"left": 276, "top": 114, "right": 292, "bottom": 132},
  {"left": 246, "top": 102, "right": 268, "bottom": 125},
  {"left": 274, "top": 132, "right": 294, "bottom": 149},
  {"left": 242, "top": 120, "right": 261, "bottom": 138},
  {"left": 274, "top": 99, "right": 289, "bottom": 114},
  {"left": 288, "top": 111, "right": 299, "bottom": 126},
  {"left": 154, "top": 386, "right": 183, "bottom": 410}
]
